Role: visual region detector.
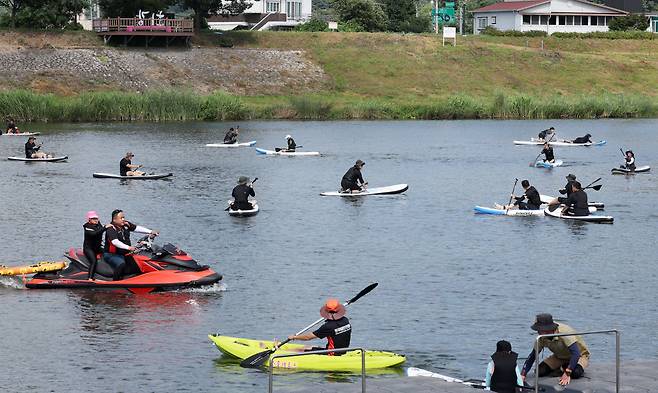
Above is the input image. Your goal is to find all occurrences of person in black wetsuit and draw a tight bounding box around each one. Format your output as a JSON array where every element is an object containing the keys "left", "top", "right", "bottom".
[
  {"left": 622, "top": 150, "right": 636, "bottom": 171},
  {"left": 571, "top": 134, "right": 592, "bottom": 144},
  {"left": 230, "top": 176, "right": 255, "bottom": 210},
  {"left": 485, "top": 340, "right": 524, "bottom": 393},
  {"left": 286, "top": 299, "right": 352, "bottom": 355},
  {"left": 103, "top": 209, "right": 158, "bottom": 281},
  {"left": 284, "top": 134, "right": 296, "bottom": 152},
  {"left": 24, "top": 136, "right": 49, "bottom": 158},
  {"left": 541, "top": 142, "right": 555, "bottom": 163},
  {"left": 561, "top": 181, "right": 589, "bottom": 216},
  {"left": 511, "top": 180, "right": 541, "bottom": 210},
  {"left": 557, "top": 174, "right": 577, "bottom": 203},
  {"left": 341, "top": 160, "right": 366, "bottom": 193},
  {"left": 120, "top": 152, "right": 144, "bottom": 177},
  {"left": 83, "top": 210, "right": 110, "bottom": 280},
  {"left": 537, "top": 127, "right": 555, "bottom": 142},
  {"left": 6, "top": 117, "right": 18, "bottom": 134},
  {"left": 223, "top": 127, "right": 238, "bottom": 144}
]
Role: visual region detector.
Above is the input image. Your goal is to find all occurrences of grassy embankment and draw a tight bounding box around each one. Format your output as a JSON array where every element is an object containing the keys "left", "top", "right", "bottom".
[{"left": 1, "top": 30, "right": 658, "bottom": 121}]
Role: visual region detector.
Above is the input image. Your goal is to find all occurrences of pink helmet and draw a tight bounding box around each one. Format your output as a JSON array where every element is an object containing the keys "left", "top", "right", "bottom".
[{"left": 86, "top": 211, "right": 99, "bottom": 220}]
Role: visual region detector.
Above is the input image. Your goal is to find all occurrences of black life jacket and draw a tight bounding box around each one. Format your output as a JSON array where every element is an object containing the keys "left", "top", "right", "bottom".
[{"left": 491, "top": 351, "right": 518, "bottom": 393}]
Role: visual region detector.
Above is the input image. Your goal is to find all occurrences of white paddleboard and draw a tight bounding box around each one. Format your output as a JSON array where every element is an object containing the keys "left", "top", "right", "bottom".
[
  {"left": 544, "top": 207, "right": 613, "bottom": 223},
  {"left": 540, "top": 194, "right": 604, "bottom": 209},
  {"left": 227, "top": 200, "right": 259, "bottom": 217},
  {"left": 407, "top": 367, "right": 485, "bottom": 388},
  {"left": 611, "top": 165, "right": 650, "bottom": 175},
  {"left": 514, "top": 139, "right": 606, "bottom": 147},
  {"left": 320, "top": 184, "right": 408, "bottom": 197},
  {"left": 2, "top": 132, "right": 40, "bottom": 136},
  {"left": 205, "top": 141, "right": 256, "bottom": 148},
  {"left": 535, "top": 159, "right": 563, "bottom": 168},
  {"left": 92, "top": 172, "right": 173, "bottom": 180},
  {"left": 255, "top": 148, "right": 320, "bottom": 156},
  {"left": 8, "top": 156, "right": 67, "bottom": 162}
]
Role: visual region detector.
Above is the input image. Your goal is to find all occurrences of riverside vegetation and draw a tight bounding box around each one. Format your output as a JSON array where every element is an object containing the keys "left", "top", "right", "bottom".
[{"left": 1, "top": 30, "right": 657, "bottom": 121}]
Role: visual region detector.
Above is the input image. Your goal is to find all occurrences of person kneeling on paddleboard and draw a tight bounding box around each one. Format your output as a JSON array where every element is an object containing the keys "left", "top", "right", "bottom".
[
  {"left": 104, "top": 209, "right": 158, "bottom": 281},
  {"left": 223, "top": 127, "right": 239, "bottom": 144},
  {"left": 120, "top": 152, "right": 145, "bottom": 177},
  {"left": 571, "top": 134, "right": 592, "bottom": 144},
  {"left": 341, "top": 160, "right": 366, "bottom": 193},
  {"left": 541, "top": 142, "right": 555, "bottom": 163},
  {"left": 485, "top": 340, "right": 524, "bottom": 393},
  {"left": 230, "top": 176, "right": 255, "bottom": 210},
  {"left": 83, "top": 211, "right": 112, "bottom": 280},
  {"left": 521, "top": 314, "right": 590, "bottom": 387},
  {"left": 287, "top": 299, "right": 352, "bottom": 356},
  {"left": 537, "top": 127, "right": 555, "bottom": 142},
  {"left": 25, "top": 137, "right": 50, "bottom": 159},
  {"left": 622, "top": 150, "right": 636, "bottom": 171}
]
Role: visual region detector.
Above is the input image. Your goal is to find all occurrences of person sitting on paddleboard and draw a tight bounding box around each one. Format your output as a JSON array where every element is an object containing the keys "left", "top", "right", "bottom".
[
  {"left": 223, "top": 127, "right": 238, "bottom": 144},
  {"left": 571, "top": 133, "right": 592, "bottom": 144},
  {"left": 485, "top": 340, "right": 524, "bottom": 393},
  {"left": 120, "top": 152, "right": 145, "bottom": 177},
  {"left": 25, "top": 136, "right": 50, "bottom": 159},
  {"left": 341, "top": 160, "right": 366, "bottom": 193},
  {"left": 509, "top": 180, "right": 541, "bottom": 210},
  {"left": 538, "top": 127, "right": 555, "bottom": 142},
  {"left": 230, "top": 176, "right": 255, "bottom": 210},
  {"left": 6, "top": 117, "right": 18, "bottom": 134},
  {"left": 622, "top": 150, "right": 636, "bottom": 171},
  {"left": 557, "top": 174, "right": 577, "bottom": 203},
  {"left": 104, "top": 209, "right": 158, "bottom": 281},
  {"left": 560, "top": 181, "right": 589, "bottom": 216},
  {"left": 521, "top": 314, "right": 590, "bottom": 387},
  {"left": 287, "top": 299, "right": 352, "bottom": 356},
  {"left": 83, "top": 211, "right": 112, "bottom": 280},
  {"left": 541, "top": 142, "right": 555, "bottom": 163}
]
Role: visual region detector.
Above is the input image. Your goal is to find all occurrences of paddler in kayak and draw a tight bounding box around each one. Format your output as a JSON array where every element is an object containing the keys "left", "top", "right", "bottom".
[
  {"left": 230, "top": 176, "right": 255, "bottom": 211},
  {"left": 104, "top": 209, "right": 159, "bottom": 281},
  {"left": 571, "top": 133, "right": 592, "bottom": 144},
  {"left": 285, "top": 298, "right": 352, "bottom": 355},
  {"left": 83, "top": 211, "right": 111, "bottom": 280},
  {"left": 498, "top": 180, "right": 541, "bottom": 210},
  {"left": 341, "top": 160, "right": 367, "bottom": 193},
  {"left": 223, "top": 127, "right": 239, "bottom": 144},
  {"left": 537, "top": 127, "right": 555, "bottom": 142},
  {"left": 25, "top": 136, "right": 51, "bottom": 159},
  {"left": 120, "top": 152, "right": 145, "bottom": 177},
  {"left": 485, "top": 340, "right": 524, "bottom": 393},
  {"left": 621, "top": 150, "right": 636, "bottom": 171},
  {"left": 521, "top": 314, "right": 590, "bottom": 387},
  {"left": 541, "top": 142, "right": 555, "bottom": 163}
]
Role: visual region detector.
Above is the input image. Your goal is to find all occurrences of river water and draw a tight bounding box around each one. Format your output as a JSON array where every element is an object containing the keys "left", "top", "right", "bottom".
[{"left": 0, "top": 120, "right": 656, "bottom": 392}]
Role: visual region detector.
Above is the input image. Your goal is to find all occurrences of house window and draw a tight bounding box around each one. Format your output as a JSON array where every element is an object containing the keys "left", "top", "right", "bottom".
[
  {"left": 523, "top": 15, "right": 531, "bottom": 24},
  {"left": 491, "top": 16, "right": 496, "bottom": 24},
  {"left": 478, "top": 17, "right": 488, "bottom": 29},
  {"left": 590, "top": 16, "right": 597, "bottom": 25},
  {"left": 574, "top": 15, "right": 581, "bottom": 25},
  {"left": 598, "top": 16, "right": 606, "bottom": 25},
  {"left": 267, "top": 1, "right": 280, "bottom": 13},
  {"left": 566, "top": 16, "right": 573, "bottom": 25},
  {"left": 582, "top": 16, "right": 589, "bottom": 25},
  {"left": 606, "top": 16, "right": 615, "bottom": 25},
  {"left": 549, "top": 15, "right": 556, "bottom": 25},
  {"left": 286, "top": 1, "right": 302, "bottom": 19},
  {"left": 540, "top": 15, "right": 548, "bottom": 24},
  {"left": 531, "top": 15, "right": 540, "bottom": 25},
  {"left": 559, "top": 15, "right": 566, "bottom": 25}
]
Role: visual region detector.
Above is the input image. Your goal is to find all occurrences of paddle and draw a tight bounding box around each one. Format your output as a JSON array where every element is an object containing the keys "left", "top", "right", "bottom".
[
  {"left": 275, "top": 146, "right": 303, "bottom": 152},
  {"left": 529, "top": 133, "right": 555, "bottom": 167},
  {"left": 239, "top": 283, "right": 379, "bottom": 369},
  {"left": 505, "top": 178, "right": 519, "bottom": 214},
  {"left": 224, "top": 178, "right": 258, "bottom": 211}
]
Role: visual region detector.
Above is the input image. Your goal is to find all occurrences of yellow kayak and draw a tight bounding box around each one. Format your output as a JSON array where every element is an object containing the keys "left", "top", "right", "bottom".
[
  {"left": 208, "top": 334, "right": 406, "bottom": 371},
  {"left": 0, "top": 261, "right": 66, "bottom": 276}
]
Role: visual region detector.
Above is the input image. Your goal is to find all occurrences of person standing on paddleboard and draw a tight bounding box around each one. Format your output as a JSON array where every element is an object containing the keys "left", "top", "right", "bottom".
[
  {"left": 104, "top": 209, "right": 158, "bottom": 281},
  {"left": 622, "top": 150, "right": 636, "bottom": 171},
  {"left": 485, "top": 340, "right": 524, "bottom": 393},
  {"left": 541, "top": 142, "right": 555, "bottom": 163},
  {"left": 521, "top": 314, "right": 590, "bottom": 387},
  {"left": 120, "top": 152, "right": 145, "bottom": 177},
  {"left": 231, "top": 176, "right": 255, "bottom": 210},
  {"left": 83, "top": 211, "right": 112, "bottom": 280},
  {"left": 341, "top": 160, "right": 366, "bottom": 193},
  {"left": 538, "top": 127, "right": 555, "bottom": 142},
  {"left": 286, "top": 299, "right": 352, "bottom": 356},
  {"left": 223, "top": 127, "right": 238, "bottom": 144}
]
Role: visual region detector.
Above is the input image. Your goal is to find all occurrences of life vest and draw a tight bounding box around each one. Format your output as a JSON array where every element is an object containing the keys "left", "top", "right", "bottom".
[{"left": 491, "top": 351, "right": 518, "bottom": 393}]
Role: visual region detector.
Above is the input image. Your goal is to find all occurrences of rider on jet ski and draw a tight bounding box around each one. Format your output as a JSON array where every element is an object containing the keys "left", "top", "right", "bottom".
[{"left": 104, "top": 209, "right": 159, "bottom": 281}]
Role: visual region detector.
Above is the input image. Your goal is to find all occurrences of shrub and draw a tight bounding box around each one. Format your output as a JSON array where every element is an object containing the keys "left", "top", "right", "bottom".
[
  {"left": 608, "top": 14, "right": 650, "bottom": 31},
  {"left": 295, "top": 18, "right": 329, "bottom": 32},
  {"left": 482, "top": 26, "right": 547, "bottom": 37},
  {"left": 552, "top": 31, "right": 655, "bottom": 39}
]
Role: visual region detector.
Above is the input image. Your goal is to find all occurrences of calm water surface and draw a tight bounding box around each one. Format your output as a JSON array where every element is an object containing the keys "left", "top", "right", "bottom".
[{"left": 1, "top": 120, "right": 656, "bottom": 392}]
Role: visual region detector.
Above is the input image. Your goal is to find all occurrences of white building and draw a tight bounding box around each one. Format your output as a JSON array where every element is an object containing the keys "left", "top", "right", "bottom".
[
  {"left": 471, "top": 0, "right": 628, "bottom": 35},
  {"left": 207, "top": 0, "right": 313, "bottom": 31}
]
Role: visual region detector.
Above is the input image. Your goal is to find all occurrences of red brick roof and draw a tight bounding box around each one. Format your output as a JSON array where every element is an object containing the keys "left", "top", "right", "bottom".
[{"left": 472, "top": 0, "right": 548, "bottom": 12}]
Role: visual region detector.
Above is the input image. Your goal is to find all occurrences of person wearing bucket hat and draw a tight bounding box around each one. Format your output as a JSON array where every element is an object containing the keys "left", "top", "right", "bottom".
[
  {"left": 521, "top": 314, "right": 590, "bottom": 387},
  {"left": 120, "top": 152, "right": 145, "bottom": 177},
  {"left": 230, "top": 176, "right": 255, "bottom": 211},
  {"left": 557, "top": 174, "right": 577, "bottom": 203},
  {"left": 484, "top": 340, "right": 524, "bottom": 393},
  {"left": 83, "top": 211, "right": 112, "bottom": 280},
  {"left": 340, "top": 160, "right": 367, "bottom": 193},
  {"left": 622, "top": 150, "right": 636, "bottom": 171},
  {"left": 571, "top": 133, "right": 592, "bottom": 144},
  {"left": 287, "top": 299, "right": 352, "bottom": 355}
]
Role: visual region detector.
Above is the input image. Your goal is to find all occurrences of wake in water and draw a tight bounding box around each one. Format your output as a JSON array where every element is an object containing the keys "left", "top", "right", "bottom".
[
  {"left": 0, "top": 276, "right": 26, "bottom": 289},
  {"left": 181, "top": 282, "right": 228, "bottom": 293}
]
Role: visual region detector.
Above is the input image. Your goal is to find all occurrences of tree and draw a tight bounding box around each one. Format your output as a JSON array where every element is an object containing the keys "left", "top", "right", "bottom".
[
  {"left": 608, "top": 14, "right": 650, "bottom": 31},
  {"left": 181, "top": 0, "right": 250, "bottom": 31},
  {"left": 382, "top": 0, "right": 414, "bottom": 31},
  {"left": 2, "top": 0, "right": 89, "bottom": 28},
  {"left": 331, "top": 0, "right": 388, "bottom": 32},
  {"left": 97, "top": 0, "right": 176, "bottom": 18},
  {"left": 0, "top": 0, "right": 26, "bottom": 27}
]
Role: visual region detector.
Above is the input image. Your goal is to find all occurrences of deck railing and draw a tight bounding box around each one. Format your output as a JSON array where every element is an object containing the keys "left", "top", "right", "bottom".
[{"left": 92, "top": 18, "right": 194, "bottom": 33}]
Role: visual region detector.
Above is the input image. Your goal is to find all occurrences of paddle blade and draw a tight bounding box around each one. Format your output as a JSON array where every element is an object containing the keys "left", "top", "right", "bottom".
[
  {"left": 347, "top": 283, "right": 378, "bottom": 305},
  {"left": 240, "top": 349, "right": 273, "bottom": 369},
  {"left": 591, "top": 184, "right": 602, "bottom": 191},
  {"left": 548, "top": 204, "right": 561, "bottom": 212}
]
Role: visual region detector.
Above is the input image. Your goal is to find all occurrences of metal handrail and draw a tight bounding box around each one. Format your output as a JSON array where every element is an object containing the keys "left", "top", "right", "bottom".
[
  {"left": 533, "top": 329, "right": 620, "bottom": 393},
  {"left": 268, "top": 347, "right": 366, "bottom": 393}
]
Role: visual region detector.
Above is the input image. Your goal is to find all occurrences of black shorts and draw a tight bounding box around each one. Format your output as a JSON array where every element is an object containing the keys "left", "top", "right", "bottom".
[{"left": 341, "top": 179, "right": 360, "bottom": 191}]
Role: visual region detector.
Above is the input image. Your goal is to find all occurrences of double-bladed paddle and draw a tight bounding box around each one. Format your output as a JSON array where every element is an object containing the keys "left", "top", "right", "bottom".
[
  {"left": 224, "top": 178, "right": 258, "bottom": 211},
  {"left": 529, "top": 133, "right": 555, "bottom": 167},
  {"left": 239, "top": 283, "right": 379, "bottom": 369},
  {"left": 548, "top": 177, "right": 602, "bottom": 212}
]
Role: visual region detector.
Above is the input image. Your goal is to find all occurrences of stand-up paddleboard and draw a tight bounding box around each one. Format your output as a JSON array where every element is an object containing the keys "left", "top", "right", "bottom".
[
  {"left": 320, "top": 184, "right": 408, "bottom": 197},
  {"left": 255, "top": 148, "right": 320, "bottom": 156},
  {"left": 535, "top": 159, "right": 564, "bottom": 168},
  {"left": 92, "top": 172, "right": 173, "bottom": 180},
  {"left": 544, "top": 207, "right": 613, "bottom": 223},
  {"left": 475, "top": 205, "right": 595, "bottom": 216},
  {"left": 0, "top": 261, "right": 66, "bottom": 276},
  {"left": 2, "top": 132, "right": 40, "bottom": 137},
  {"left": 206, "top": 141, "right": 256, "bottom": 148},
  {"left": 227, "top": 200, "right": 259, "bottom": 217},
  {"left": 611, "top": 166, "right": 650, "bottom": 175},
  {"left": 407, "top": 367, "right": 485, "bottom": 388},
  {"left": 8, "top": 156, "right": 67, "bottom": 162},
  {"left": 540, "top": 194, "right": 604, "bottom": 210},
  {"left": 514, "top": 139, "right": 606, "bottom": 147}
]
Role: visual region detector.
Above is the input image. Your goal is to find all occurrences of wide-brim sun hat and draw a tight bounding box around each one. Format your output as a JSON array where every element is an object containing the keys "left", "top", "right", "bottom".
[
  {"left": 320, "top": 298, "right": 346, "bottom": 320},
  {"left": 531, "top": 313, "right": 559, "bottom": 331},
  {"left": 86, "top": 211, "right": 99, "bottom": 220},
  {"left": 285, "top": 134, "right": 292, "bottom": 139},
  {"left": 237, "top": 176, "right": 249, "bottom": 184}
]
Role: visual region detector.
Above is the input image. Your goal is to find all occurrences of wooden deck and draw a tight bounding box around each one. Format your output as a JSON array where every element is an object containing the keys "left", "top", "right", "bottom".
[{"left": 92, "top": 18, "right": 194, "bottom": 47}]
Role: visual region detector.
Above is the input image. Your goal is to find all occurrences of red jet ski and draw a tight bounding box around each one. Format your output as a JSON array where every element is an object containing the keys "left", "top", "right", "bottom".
[{"left": 25, "top": 237, "right": 222, "bottom": 294}]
